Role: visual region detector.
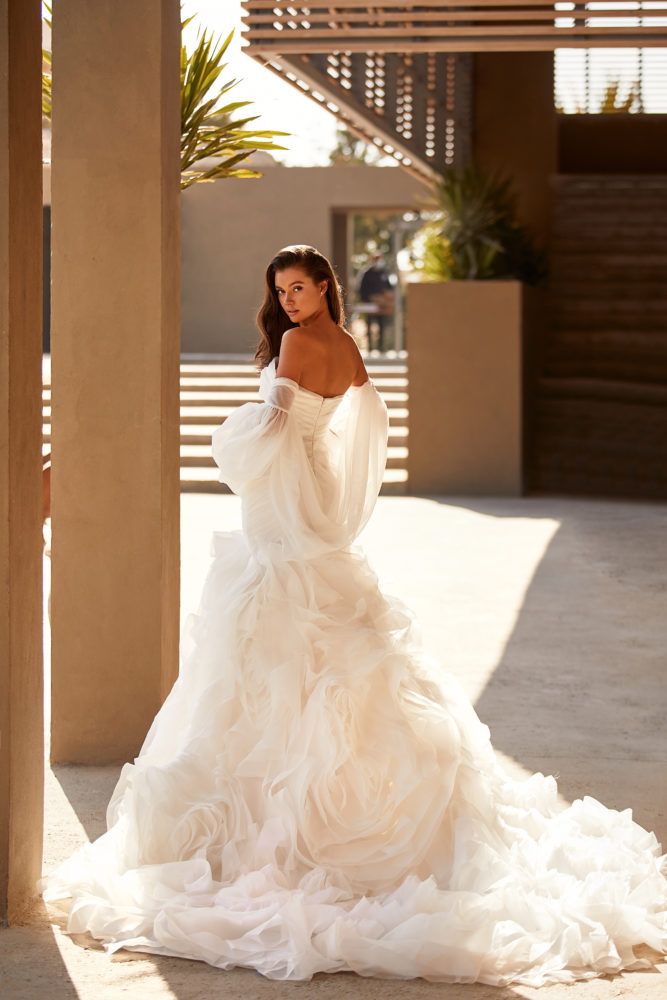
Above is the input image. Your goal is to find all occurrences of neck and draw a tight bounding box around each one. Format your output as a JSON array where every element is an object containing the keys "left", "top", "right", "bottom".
[{"left": 297, "top": 301, "right": 336, "bottom": 333}]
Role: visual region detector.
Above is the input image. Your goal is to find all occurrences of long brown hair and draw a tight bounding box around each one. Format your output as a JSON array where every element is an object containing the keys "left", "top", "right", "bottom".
[{"left": 254, "top": 245, "right": 346, "bottom": 370}]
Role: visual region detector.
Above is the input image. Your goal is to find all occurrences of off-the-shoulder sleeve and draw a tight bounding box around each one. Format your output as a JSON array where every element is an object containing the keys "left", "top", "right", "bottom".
[
  {"left": 212, "top": 364, "right": 389, "bottom": 560},
  {"left": 211, "top": 377, "right": 298, "bottom": 495},
  {"left": 324, "top": 379, "right": 389, "bottom": 540}
]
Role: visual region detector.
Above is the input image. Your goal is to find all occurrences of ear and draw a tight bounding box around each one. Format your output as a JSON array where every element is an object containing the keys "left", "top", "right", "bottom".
[{"left": 320, "top": 280, "right": 328, "bottom": 296}]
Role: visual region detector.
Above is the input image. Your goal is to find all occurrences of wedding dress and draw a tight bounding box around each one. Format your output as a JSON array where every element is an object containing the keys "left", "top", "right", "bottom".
[{"left": 39, "top": 357, "right": 667, "bottom": 987}]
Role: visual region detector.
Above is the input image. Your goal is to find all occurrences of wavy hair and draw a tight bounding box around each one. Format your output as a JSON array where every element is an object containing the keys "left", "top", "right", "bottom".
[{"left": 254, "top": 245, "right": 346, "bottom": 370}]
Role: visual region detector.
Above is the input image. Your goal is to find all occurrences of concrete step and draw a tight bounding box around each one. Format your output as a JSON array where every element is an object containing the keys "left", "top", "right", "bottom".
[
  {"left": 180, "top": 465, "right": 409, "bottom": 495},
  {"left": 180, "top": 443, "right": 408, "bottom": 468},
  {"left": 42, "top": 374, "right": 410, "bottom": 393},
  {"left": 177, "top": 389, "right": 409, "bottom": 407},
  {"left": 42, "top": 406, "right": 409, "bottom": 424},
  {"left": 42, "top": 359, "right": 410, "bottom": 494},
  {"left": 41, "top": 424, "right": 410, "bottom": 446},
  {"left": 43, "top": 385, "right": 409, "bottom": 403},
  {"left": 175, "top": 405, "right": 410, "bottom": 424},
  {"left": 178, "top": 361, "right": 408, "bottom": 375},
  {"left": 176, "top": 375, "right": 409, "bottom": 391},
  {"left": 176, "top": 424, "right": 409, "bottom": 445}
]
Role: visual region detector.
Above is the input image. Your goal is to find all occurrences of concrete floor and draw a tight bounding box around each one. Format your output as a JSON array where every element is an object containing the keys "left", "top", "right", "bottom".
[{"left": 2, "top": 493, "right": 667, "bottom": 999}]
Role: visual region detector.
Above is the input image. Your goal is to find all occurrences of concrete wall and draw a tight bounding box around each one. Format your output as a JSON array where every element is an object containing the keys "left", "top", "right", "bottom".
[
  {"left": 473, "top": 52, "right": 559, "bottom": 247},
  {"left": 181, "top": 163, "right": 430, "bottom": 354},
  {"left": 559, "top": 114, "right": 667, "bottom": 173},
  {"left": 406, "top": 280, "right": 544, "bottom": 495}
]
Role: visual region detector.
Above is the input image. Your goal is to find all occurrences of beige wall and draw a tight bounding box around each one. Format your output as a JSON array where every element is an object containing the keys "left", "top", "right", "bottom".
[
  {"left": 407, "top": 280, "right": 543, "bottom": 495},
  {"left": 181, "top": 163, "right": 430, "bottom": 354}
]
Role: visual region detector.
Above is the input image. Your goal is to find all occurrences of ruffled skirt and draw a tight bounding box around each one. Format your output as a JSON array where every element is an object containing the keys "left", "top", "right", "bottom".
[{"left": 39, "top": 530, "right": 667, "bottom": 986}]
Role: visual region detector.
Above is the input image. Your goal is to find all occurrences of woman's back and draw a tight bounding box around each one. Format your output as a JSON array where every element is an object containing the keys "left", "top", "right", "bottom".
[{"left": 276, "top": 325, "right": 368, "bottom": 398}]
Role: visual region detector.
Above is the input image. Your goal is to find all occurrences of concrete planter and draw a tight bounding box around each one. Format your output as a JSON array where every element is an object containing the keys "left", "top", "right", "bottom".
[{"left": 405, "top": 279, "right": 544, "bottom": 496}]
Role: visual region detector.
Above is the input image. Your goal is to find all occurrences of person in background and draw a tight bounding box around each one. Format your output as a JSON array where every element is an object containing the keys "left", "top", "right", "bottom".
[{"left": 356, "top": 251, "right": 395, "bottom": 351}]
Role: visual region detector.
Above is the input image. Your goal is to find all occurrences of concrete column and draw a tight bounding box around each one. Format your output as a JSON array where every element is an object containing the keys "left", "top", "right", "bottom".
[
  {"left": 50, "top": 0, "right": 181, "bottom": 763},
  {"left": 473, "top": 52, "right": 558, "bottom": 245},
  {"left": 0, "top": 0, "right": 44, "bottom": 923}
]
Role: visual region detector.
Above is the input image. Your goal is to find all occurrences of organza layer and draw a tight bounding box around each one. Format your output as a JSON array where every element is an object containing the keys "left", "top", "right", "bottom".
[{"left": 39, "top": 362, "right": 667, "bottom": 987}]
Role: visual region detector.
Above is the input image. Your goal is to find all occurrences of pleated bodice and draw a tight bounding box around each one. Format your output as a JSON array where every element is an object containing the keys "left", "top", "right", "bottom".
[{"left": 290, "top": 385, "right": 346, "bottom": 463}]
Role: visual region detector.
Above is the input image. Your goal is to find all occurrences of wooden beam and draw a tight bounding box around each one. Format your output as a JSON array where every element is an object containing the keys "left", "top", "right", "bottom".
[
  {"left": 244, "top": 25, "right": 667, "bottom": 40},
  {"left": 246, "top": 0, "right": 564, "bottom": 8},
  {"left": 245, "top": 37, "right": 667, "bottom": 52},
  {"left": 245, "top": 8, "right": 667, "bottom": 23},
  {"left": 241, "top": 0, "right": 667, "bottom": 50}
]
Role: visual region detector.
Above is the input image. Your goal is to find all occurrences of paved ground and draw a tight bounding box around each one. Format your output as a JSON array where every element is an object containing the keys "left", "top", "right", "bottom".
[{"left": 2, "top": 493, "right": 667, "bottom": 999}]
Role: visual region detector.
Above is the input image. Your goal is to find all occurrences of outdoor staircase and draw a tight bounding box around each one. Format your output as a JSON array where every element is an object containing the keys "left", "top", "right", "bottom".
[
  {"left": 42, "top": 359, "right": 409, "bottom": 495},
  {"left": 529, "top": 175, "right": 667, "bottom": 499}
]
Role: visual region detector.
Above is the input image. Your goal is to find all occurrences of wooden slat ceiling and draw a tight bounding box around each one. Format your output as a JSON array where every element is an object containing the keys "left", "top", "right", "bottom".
[{"left": 241, "top": 2, "right": 667, "bottom": 53}]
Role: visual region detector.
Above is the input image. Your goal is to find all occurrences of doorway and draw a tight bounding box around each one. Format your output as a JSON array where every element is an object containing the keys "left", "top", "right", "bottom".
[{"left": 332, "top": 208, "right": 422, "bottom": 356}]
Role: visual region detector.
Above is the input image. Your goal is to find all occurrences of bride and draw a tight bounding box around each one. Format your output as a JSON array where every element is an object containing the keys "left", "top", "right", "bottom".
[{"left": 39, "top": 244, "right": 667, "bottom": 987}]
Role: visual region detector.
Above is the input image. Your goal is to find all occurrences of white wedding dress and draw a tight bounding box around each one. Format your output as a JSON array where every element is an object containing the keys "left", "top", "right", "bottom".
[{"left": 39, "top": 358, "right": 667, "bottom": 987}]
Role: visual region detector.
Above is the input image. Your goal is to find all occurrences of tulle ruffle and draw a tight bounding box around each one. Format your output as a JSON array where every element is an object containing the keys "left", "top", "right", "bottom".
[{"left": 39, "top": 531, "right": 667, "bottom": 987}]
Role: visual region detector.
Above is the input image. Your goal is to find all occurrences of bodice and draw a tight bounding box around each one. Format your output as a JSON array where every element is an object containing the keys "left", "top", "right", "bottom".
[
  {"left": 212, "top": 357, "right": 389, "bottom": 562},
  {"left": 290, "top": 386, "right": 346, "bottom": 462}
]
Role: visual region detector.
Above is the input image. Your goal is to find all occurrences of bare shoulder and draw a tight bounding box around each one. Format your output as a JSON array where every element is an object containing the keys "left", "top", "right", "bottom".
[
  {"left": 340, "top": 327, "right": 368, "bottom": 386},
  {"left": 276, "top": 327, "right": 306, "bottom": 381}
]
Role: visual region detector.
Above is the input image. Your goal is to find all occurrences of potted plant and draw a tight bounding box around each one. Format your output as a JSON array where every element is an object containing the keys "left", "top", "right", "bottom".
[{"left": 405, "top": 163, "right": 547, "bottom": 496}]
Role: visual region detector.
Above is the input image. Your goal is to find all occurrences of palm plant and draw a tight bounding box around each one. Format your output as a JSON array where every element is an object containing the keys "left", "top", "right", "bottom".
[
  {"left": 599, "top": 78, "right": 640, "bottom": 114},
  {"left": 409, "top": 163, "right": 548, "bottom": 285},
  {"left": 555, "top": 76, "right": 641, "bottom": 114},
  {"left": 42, "top": 2, "right": 52, "bottom": 118},
  {"left": 179, "top": 16, "right": 289, "bottom": 189},
  {"left": 41, "top": 4, "right": 290, "bottom": 189}
]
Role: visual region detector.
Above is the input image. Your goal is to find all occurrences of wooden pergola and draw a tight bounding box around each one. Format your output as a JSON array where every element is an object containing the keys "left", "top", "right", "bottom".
[
  {"left": 240, "top": 2, "right": 667, "bottom": 179},
  {"left": 242, "top": 1, "right": 667, "bottom": 53}
]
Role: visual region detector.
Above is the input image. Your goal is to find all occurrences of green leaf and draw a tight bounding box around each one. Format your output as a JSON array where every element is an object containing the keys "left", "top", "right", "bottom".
[{"left": 410, "top": 162, "right": 547, "bottom": 284}]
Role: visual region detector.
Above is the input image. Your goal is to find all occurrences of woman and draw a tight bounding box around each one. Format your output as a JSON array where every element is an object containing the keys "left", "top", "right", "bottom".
[{"left": 39, "top": 245, "right": 667, "bottom": 987}]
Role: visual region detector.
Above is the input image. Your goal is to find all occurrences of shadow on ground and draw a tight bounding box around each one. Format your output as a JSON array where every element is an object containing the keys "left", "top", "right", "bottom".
[{"left": 439, "top": 495, "right": 666, "bottom": 845}]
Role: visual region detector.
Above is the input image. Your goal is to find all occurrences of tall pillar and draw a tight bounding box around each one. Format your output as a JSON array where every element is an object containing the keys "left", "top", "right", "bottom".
[
  {"left": 50, "top": 0, "right": 181, "bottom": 763},
  {"left": 0, "top": 0, "right": 44, "bottom": 922},
  {"left": 473, "top": 52, "right": 558, "bottom": 245}
]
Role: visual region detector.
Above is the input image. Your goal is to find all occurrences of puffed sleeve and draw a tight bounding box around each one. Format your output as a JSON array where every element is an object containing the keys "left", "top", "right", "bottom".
[
  {"left": 211, "top": 377, "right": 298, "bottom": 495},
  {"left": 324, "top": 379, "right": 389, "bottom": 540}
]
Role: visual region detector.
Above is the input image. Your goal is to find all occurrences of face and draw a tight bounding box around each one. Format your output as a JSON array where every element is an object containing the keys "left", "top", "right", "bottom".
[{"left": 274, "top": 266, "right": 327, "bottom": 324}]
